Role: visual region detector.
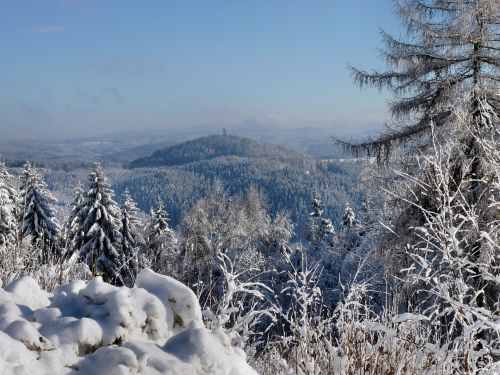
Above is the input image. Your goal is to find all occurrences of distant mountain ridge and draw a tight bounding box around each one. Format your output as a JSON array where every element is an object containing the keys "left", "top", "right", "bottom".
[{"left": 130, "top": 134, "right": 303, "bottom": 168}]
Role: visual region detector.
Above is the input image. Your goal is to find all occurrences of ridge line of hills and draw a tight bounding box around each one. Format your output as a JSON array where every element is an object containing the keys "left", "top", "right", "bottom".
[{"left": 129, "top": 134, "right": 306, "bottom": 168}]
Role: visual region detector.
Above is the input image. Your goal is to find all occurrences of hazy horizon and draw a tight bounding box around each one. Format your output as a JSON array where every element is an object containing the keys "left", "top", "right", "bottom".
[{"left": 0, "top": 1, "right": 399, "bottom": 141}]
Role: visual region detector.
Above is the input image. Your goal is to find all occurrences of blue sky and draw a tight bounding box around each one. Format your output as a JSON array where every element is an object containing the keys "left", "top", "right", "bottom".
[{"left": 0, "top": 0, "right": 400, "bottom": 140}]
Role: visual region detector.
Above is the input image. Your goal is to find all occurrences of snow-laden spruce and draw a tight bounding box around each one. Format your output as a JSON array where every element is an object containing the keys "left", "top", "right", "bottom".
[
  {"left": 0, "top": 163, "right": 18, "bottom": 252},
  {"left": 0, "top": 162, "right": 19, "bottom": 282},
  {"left": 120, "top": 189, "right": 143, "bottom": 286},
  {"left": 74, "top": 163, "right": 124, "bottom": 285},
  {"left": 144, "top": 199, "right": 178, "bottom": 275},
  {"left": 65, "top": 182, "right": 85, "bottom": 256},
  {"left": 0, "top": 269, "right": 257, "bottom": 375},
  {"left": 341, "top": 203, "right": 358, "bottom": 231},
  {"left": 305, "top": 194, "right": 335, "bottom": 251},
  {"left": 18, "top": 162, "right": 60, "bottom": 263}
]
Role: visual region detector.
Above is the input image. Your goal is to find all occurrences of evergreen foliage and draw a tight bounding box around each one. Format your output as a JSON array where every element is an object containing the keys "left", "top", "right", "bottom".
[
  {"left": 130, "top": 134, "right": 303, "bottom": 168},
  {"left": 145, "top": 199, "right": 178, "bottom": 275},
  {"left": 120, "top": 189, "right": 142, "bottom": 286},
  {"left": 341, "top": 203, "right": 358, "bottom": 231},
  {"left": 305, "top": 194, "right": 335, "bottom": 251},
  {"left": 65, "top": 182, "right": 85, "bottom": 257},
  {"left": 0, "top": 162, "right": 18, "bottom": 259},
  {"left": 0, "top": 3, "right": 496, "bottom": 370},
  {"left": 40, "top": 139, "right": 363, "bottom": 232},
  {"left": 18, "top": 162, "right": 60, "bottom": 263},
  {"left": 341, "top": 0, "right": 499, "bottom": 160},
  {"left": 76, "top": 163, "right": 124, "bottom": 284},
  {"left": 340, "top": 0, "right": 500, "bottom": 370}
]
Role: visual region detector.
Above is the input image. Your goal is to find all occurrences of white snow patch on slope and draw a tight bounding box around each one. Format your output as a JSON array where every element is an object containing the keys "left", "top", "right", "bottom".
[{"left": 0, "top": 269, "right": 257, "bottom": 375}]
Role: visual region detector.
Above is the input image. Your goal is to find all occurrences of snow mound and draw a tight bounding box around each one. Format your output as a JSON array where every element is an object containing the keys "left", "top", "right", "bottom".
[
  {"left": 0, "top": 269, "right": 257, "bottom": 375},
  {"left": 4, "top": 276, "right": 51, "bottom": 309},
  {"left": 136, "top": 269, "right": 203, "bottom": 331}
]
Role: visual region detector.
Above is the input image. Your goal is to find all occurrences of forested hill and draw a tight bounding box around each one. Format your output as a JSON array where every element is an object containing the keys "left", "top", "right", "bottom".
[
  {"left": 129, "top": 134, "right": 303, "bottom": 167},
  {"left": 112, "top": 134, "right": 365, "bottom": 231}
]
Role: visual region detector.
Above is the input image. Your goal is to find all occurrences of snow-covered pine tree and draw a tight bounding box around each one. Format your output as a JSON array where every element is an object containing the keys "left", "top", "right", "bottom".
[
  {"left": 65, "top": 182, "right": 85, "bottom": 257},
  {"left": 120, "top": 189, "right": 143, "bottom": 286},
  {"left": 341, "top": 203, "right": 359, "bottom": 231},
  {"left": 146, "top": 199, "right": 177, "bottom": 274},
  {"left": 0, "top": 162, "right": 18, "bottom": 252},
  {"left": 305, "top": 194, "right": 335, "bottom": 251},
  {"left": 334, "top": 203, "right": 365, "bottom": 287},
  {"left": 305, "top": 194, "right": 323, "bottom": 248},
  {"left": 310, "top": 194, "right": 323, "bottom": 218},
  {"left": 0, "top": 162, "right": 19, "bottom": 280},
  {"left": 319, "top": 217, "right": 335, "bottom": 245},
  {"left": 77, "top": 163, "right": 124, "bottom": 285},
  {"left": 18, "top": 162, "right": 60, "bottom": 263}
]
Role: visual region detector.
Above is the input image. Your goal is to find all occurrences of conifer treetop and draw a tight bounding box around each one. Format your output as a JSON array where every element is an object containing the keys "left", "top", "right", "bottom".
[{"left": 339, "top": 0, "right": 499, "bottom": 159}]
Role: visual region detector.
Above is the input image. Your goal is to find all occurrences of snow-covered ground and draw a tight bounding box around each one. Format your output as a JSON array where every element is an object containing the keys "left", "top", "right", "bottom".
[{"left": 0, "top": 269, "right": 257, "bottom": 375}]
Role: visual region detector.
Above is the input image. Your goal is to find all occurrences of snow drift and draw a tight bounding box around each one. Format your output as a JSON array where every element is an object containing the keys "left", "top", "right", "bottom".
[{"left": 0, "top": 269, "right": 257, "bottom": 375}]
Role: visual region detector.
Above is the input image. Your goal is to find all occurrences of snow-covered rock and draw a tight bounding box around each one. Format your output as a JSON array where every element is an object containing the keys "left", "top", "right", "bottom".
[{"left": 0, "top": 269, "right": 258, "bottom": 375}]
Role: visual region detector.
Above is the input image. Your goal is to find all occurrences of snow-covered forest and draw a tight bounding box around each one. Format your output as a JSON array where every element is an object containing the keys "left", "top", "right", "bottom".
[
  {"left": 35, "top": 134, "right": 365, "bottom": 231},
  {"left": 0, "top": 0, "right": 499, "bottom": 374}
]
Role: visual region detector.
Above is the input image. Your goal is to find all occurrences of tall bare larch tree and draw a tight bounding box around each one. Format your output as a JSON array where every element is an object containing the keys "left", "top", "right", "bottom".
[{"left": 342, "top": 1, "right": 499, "bottom": 370}]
